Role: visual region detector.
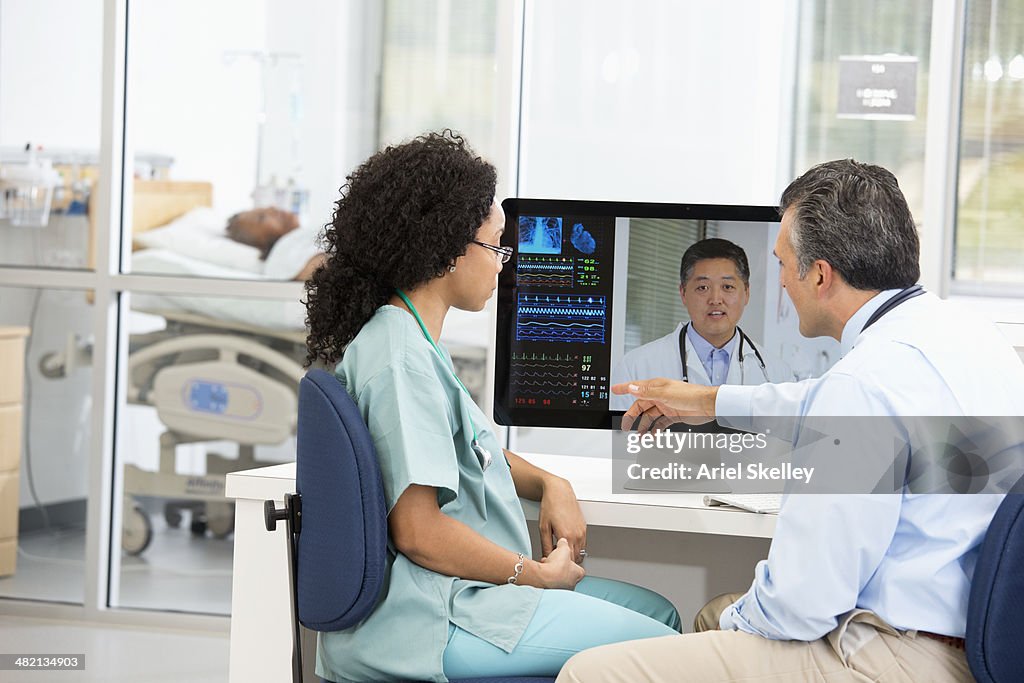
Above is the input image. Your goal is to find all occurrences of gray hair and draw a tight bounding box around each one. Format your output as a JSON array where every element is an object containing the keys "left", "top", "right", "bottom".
[{"left": 779, "top": 159, "right": 920, "bottom": 290}]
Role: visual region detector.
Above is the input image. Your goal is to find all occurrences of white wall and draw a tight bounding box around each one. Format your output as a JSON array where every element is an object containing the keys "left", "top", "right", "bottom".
[
  {"left": 2, "top": 0, "right": 375, "bottom": 222},
  {"left": 0, "top": 287, "right": 92, "bottom": 507},
  {"left": 127, "top": 1, "right": 267, "bottom": 211},
  {"left": 0, "top": 0, "right": 103, "bottom": 148},
  {"left": 518, "top": 0, "right": 796, "bottom": 204},
  {"left": 127, "top": 1, "right": 377, "bottom": 227},
  {"left": 0, "top": 1, "right": 103, "bottom": 509},
  {"left": 0, "top": 1, "right": 382, "bottom": 512},
  {"left": 263, "top": 0, "right": 380, "bottom": 230}
]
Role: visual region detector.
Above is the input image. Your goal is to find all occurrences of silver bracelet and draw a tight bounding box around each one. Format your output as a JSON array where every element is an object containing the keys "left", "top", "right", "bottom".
[{"left": 507, "top": 552, "right": 525, "bottom": 584}]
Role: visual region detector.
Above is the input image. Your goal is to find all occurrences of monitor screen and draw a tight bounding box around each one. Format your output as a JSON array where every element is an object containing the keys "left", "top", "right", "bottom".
[{"left": 493, "top": 198, "right": 839, "bottom": 429}]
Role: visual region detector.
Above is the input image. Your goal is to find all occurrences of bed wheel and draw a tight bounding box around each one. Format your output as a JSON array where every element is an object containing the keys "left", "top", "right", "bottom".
[
  {"left": 164, "top": 504, "right": 183, "bottom": 528},
  {"left": 122, "top": 502, "right": 153, "bottom": 556},
  {"left": 206, "top": 501, "right": 235, "bottom": 539},
  {"left": 190, "top": 517, "right": 208, "bottom": 536}
]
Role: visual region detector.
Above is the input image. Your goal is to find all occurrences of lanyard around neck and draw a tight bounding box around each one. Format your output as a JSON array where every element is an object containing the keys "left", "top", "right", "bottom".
[{"left": 394, "top": 289, "right": 480, "bottom": 442}]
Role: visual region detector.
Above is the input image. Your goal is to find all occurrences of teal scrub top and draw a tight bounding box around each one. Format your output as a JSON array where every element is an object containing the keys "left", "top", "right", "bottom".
[{"left": 316, "top": 305, "right": 542, "bottom": 683}]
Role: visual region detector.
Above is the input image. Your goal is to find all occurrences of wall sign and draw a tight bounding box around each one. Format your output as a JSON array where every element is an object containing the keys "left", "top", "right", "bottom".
[{"left": 837, "top": 55, "right": 918, "bottom": 120}]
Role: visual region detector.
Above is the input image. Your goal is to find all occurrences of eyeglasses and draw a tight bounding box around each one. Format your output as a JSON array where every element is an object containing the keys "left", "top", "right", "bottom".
[{"left": 473, "top": 240, "right": 514, "bottom": 264}]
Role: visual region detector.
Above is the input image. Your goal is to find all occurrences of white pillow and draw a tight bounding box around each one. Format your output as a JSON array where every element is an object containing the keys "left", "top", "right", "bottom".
[
  {"left": 262, "top": 226, "right": 321, "bottom": 280},
  {"left": 132, "top": 207, "right": 265, "bottom": 274}
]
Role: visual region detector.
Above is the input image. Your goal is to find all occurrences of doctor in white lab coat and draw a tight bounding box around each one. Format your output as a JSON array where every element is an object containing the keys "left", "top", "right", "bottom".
[{"left": 611, "top": 238, "right": 784, "bottom": 411}]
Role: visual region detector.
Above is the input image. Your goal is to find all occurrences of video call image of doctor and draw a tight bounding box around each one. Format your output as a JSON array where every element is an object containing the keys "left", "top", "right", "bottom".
[{"left": 611, "top": 238, "right": 773, "bottom": 410}]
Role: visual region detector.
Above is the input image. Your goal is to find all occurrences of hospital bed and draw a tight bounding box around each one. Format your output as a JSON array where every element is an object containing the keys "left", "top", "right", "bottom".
[
  {"left": 42, "top": 179, "right": 308, "bottom": 554},
  {"left": 118, "top": 307, "right": 305, "bottom": 553}
]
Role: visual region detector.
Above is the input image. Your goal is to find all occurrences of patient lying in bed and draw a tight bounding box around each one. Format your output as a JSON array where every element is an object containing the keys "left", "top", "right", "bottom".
[
  {"left": 132, "top": 206, "right": 324, "bottom": 281},
  {"left": 130, "top": 206, "right": 325, "bottom": 330},
  {"left": 226, "top": 207, "right": 325, "bottom": 281}
]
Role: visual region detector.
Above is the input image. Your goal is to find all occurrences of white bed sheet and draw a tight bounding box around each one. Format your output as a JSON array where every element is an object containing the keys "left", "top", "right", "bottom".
[
  {"left": 130, "top": 248, "right": 306, "bottom": 331},
  {"left": 131, "top": 206, "right": 266, "bottom": 273}
]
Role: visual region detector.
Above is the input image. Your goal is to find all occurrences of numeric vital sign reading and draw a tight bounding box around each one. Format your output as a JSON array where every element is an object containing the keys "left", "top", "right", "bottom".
[{"left": 509, "top": 352, "right": 608, "bottom": 408}]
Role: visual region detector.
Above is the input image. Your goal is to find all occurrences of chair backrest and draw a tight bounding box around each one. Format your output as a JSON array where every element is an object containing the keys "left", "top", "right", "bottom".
[
  {"left": 294, "top": 368, "right": 388, "bottom": 632},
  {"left": 967, "top": 494, "right": 1024, "bottom": 683}
]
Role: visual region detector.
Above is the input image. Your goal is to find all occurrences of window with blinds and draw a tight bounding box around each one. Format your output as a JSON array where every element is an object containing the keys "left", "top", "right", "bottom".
[
  {"left": 622, "top": 218, "right": 718, "bottom": 353},
  {"left": 378, "top": 0, "right": 499, "bottom": 157}
]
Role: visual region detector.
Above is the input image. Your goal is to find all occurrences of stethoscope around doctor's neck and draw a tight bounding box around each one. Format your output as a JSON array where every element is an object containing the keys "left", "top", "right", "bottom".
[{"left": 677, "top": 322, "right": 769, "bottom": 384}]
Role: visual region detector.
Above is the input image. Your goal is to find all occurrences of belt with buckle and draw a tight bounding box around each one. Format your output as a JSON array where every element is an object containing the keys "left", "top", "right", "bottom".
[{"left": 919, "top": 631, "right": 966, "bottom": 650}]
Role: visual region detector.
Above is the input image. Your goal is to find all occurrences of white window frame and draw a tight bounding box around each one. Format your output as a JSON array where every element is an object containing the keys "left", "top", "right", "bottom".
[
  {"left": 0, "top": 0, "right": 301, "bottom": 631},
  {"left": 926, "top": 0, "right": 1024, "bottom": 318}
]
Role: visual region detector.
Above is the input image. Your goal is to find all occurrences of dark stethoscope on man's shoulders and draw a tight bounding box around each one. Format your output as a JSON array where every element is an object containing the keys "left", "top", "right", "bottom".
[
  {"left": 673, "top": 284, "right": 926, "bottom": 385},
  {"left": 677, "top": 322, "right": 770, "bottom": 384}
]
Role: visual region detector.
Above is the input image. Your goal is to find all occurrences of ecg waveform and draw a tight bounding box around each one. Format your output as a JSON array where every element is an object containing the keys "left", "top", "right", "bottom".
[
  {"left": 510, "top": 352, "right": 606, "bottom": 407},
  {"left": 516, "top": 293, "right": 607, "bottom": 344},
  {"left": 516, "top": 256, "right": 574, "bottom": 288},
  {"left": 510, "top": 352, "right": 578, "bottom": 398}
]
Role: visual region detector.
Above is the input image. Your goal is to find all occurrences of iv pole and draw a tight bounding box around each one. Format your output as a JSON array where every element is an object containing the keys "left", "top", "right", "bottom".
[{"left": 222, "top": 50, "right": 303, "bottom": 195}]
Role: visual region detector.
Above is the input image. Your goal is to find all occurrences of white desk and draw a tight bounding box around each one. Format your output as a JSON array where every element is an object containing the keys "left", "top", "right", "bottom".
[{"left": 226, "top": 453, "right": 776, "bottom": 683}]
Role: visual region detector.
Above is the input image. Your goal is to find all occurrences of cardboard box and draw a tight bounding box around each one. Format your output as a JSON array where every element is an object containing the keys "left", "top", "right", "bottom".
[
  {"left": 0, "top": 538, "right": 15, "bottom": 577},
  {"left": 0, "top": 327, "right": 28, "bottom": 578},
  {"left": 0, "top": 405, "right": 21, "bottom": 473},
  {"left": 0, "top": 470, "right": 19, "bottom": 540},
  {"left": 0, "top": 329, "right": 28, "bottom": 405}
]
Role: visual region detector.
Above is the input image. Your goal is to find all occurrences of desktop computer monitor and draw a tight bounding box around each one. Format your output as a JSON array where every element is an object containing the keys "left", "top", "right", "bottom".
[{"left": 493, "top": 198, "right": 838, "bottom": 429}]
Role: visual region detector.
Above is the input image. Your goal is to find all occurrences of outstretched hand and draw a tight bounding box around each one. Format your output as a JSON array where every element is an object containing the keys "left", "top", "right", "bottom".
[{"left": 612, "top": 378, "right": 719, "bottom": 433}]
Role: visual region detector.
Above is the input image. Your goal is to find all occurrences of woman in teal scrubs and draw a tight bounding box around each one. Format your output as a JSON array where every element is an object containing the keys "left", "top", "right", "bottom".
[{"left": 304, "top": 131, "right": 680, "bottom": 683}]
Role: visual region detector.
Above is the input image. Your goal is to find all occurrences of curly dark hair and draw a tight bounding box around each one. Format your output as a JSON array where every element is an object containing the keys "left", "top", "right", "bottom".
[{"left": 304, "top": 131, "right": 497, "bottom": 367}]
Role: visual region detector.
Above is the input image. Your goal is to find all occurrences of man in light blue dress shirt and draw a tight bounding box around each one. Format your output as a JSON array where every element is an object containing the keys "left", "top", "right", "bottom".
[{"left": 559, "top": 160, "right": 1024, "bottom": 682}]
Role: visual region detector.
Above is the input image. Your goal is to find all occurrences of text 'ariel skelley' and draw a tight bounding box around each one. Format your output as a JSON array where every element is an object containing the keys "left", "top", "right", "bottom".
[{"left": 626, "top": 461, "right": 815, "bottom": 484}]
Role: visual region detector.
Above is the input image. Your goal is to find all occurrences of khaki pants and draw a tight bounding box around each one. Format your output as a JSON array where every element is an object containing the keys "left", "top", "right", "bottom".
[{"left": 557, "top": 593, "right": 971, "bottom": 683}]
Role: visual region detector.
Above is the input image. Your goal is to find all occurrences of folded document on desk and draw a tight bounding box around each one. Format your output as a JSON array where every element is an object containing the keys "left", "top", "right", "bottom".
[{"left": 703, "top": 493, "right": 782, "bottom": 514}]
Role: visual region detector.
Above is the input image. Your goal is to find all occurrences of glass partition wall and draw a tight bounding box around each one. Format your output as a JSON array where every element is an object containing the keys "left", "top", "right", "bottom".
[
  {"left": 0, "top": 286, "right": 93, "bottom": 605},
  {"left": 0, "top": 0, "right": 500, "bottom": 620},
  {"left": 378, "top": 0, "right": 501, "bottom": 156},
  {"left": 0, "top": 0, "right": 104, "bottom": 607},
  {"left": 792, "top": 0, "right": 934, "bottom": 220},
  {"left": 0, "top": 1, "right": 104, "bottom": 271},
  {"left": 110, "top": 292, "right": 305, "bottom": 614},
  {"left": 0, "top": 0, "right": 378, "bottom": 618},
  {"left": 110, "top": 0, "right": 383, "bottom": 615},
  {"left": 955, "top": 0, "right": 1024, "bottom": 287}
]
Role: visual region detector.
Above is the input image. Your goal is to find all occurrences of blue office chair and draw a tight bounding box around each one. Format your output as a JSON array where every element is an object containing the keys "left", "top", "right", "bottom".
[
  {"left": 265, "top": 369, "right": 555, "bottom": 683},
  {"left": 966, "top": 493, "right": 1024, "bottom": 683}
]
